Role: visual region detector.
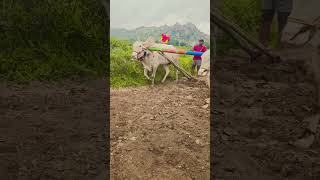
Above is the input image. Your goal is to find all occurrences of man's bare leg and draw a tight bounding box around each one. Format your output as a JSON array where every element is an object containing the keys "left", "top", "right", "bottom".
[
  {"left": 191, "top": 63, "right": 196, "bottom": 76},
  {"left": 259, "top": 10, "right": 275, "bottom": 47},
  {"left": 196, "top": 65, "right": 201, "bottom": 78}
]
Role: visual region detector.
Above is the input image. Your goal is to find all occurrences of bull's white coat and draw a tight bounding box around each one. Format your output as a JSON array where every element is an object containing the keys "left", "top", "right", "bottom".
[
  {"left": 198, "top": 50, "right": 210, "bottom": 87},
  {"left": 131, "top": 37, "right": 180, "bottom": 86},
  {"left": 282, "top": 0, "right": 320, "bottom": 47},
  {"left": 282, "top": 0, "right": 320, "bottom": 104}
]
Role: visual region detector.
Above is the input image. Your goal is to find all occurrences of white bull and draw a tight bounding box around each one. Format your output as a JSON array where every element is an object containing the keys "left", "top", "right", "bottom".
[
  {"left": 282, "top": 0, "right": 320, "bottom": 104},
  {"left": 198, "top": 50, "right": 210, "bottom": 87},
  {"left": 131, "top": 37, "right": 180, "bottom": 86}
]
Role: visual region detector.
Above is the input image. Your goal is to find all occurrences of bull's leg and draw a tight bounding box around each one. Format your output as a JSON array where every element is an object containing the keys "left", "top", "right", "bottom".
[
  {"left": 144, "top": 69, "right": 151, "bottom": 80},
  {"left": 175, "top": 60, "right": 179, "bottom": 82},
  {"left": 151, "top": 65, "right": 159, "bottom": 87},
  {"left": 161, "top": 65, "right": 170, "bottom": 83},
  {"left": 175, "top": 70, "right": 179, "bottom": 83}
]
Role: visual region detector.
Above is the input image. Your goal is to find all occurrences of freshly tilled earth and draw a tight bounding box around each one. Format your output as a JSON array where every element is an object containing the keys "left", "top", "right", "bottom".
[
  {"left": 110, "top": 81, "right": 210, "bottom": 180},
  {"left": 212, "top": 47, "right": 320, "bottom": 180},
  {"left": 0, "top": 79, "right": 108, "bottom": 179}
]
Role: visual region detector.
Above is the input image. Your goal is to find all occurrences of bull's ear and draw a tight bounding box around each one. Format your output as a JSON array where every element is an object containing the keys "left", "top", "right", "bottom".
[{"left": 143, "top": 37, "right": 155, "bottom": 48}]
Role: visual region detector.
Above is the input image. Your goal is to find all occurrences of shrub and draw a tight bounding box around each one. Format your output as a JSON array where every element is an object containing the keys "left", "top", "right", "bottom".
[{"left": 0, "top": 0, "right": 107, "bottom": 81}]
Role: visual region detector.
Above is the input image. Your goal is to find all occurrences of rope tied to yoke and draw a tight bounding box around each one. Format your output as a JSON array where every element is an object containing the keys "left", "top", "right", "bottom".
[{"left": 288, "top": 16, "right": 320, "bottom": 45}]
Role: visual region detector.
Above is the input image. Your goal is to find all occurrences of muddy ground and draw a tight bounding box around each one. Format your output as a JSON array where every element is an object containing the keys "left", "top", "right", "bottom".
[
  {"left": 1, "top": 46, "right": 320, "bottom": 180},
  {"left": 0, "top": 78, "right": 108, "bottom": 179},
  {"left": 110, "top": 81, "right": 210, "bottom": 180},
  {"left": 212, "top": 47, "right": 320, "bottom": 180}
]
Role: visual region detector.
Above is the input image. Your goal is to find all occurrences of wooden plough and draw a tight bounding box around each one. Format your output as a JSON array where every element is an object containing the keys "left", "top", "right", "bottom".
[
  {"left": 288, "top": 16, "right": 320, "bottom": 46},
  {"left": 211, "top": 9, "right": 281, "bottom": 61},
  {"left": 157, "top": 51, "right": 196, "bottom": 81}
]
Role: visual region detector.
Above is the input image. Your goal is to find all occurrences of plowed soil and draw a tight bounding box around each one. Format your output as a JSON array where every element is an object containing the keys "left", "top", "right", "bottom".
[
  {"left": 1, "top": 46, "right": 319, "bottom": 180},
  {"left": 0, "top": 79, "right": 108, "bottom": 180},
  {"left": 110, "top": 81, "right": 210, "bottom": 180},
  {"left": 212, "top": 47, "right": 320, "bottom": 180}
]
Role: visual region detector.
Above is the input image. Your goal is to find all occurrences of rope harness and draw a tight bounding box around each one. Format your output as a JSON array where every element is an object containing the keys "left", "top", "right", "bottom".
[
  {"left": 289, "top": 16, "right": 320, "bottom": 45},
  {"left": 133, "top": 48, "right": 154, "bottom": 61}
]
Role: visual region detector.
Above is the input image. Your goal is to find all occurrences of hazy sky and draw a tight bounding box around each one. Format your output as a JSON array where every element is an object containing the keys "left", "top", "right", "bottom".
[{"left": 110, "top": 0, "right": 210, "bottom": 34}]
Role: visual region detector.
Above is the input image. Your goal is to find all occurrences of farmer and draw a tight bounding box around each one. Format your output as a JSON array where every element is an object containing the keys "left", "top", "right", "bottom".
[
  {"left": 259, "top": 0, "right": 293, "bottom": 48},
  {"left": 160, "top": 32, "right": 170, "bottom": 44},
  {"left": 192, "top": 39, "right": 207, "bottom": 76}
]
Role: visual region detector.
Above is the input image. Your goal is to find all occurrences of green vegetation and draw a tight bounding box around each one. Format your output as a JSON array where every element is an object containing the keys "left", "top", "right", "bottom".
[
  {"left": 0, "top": 0, "right": 107, "bottom": 81},
  {"left": 217, "top": 0, "right": 278, "bottom": 54},
  {"left": 0, "top": 0, "right": 274, "bottom": 84},
  {"left": 168, "top": 39, "right": 210, "bottom": 49},
  {"left": 216, "top": 0, "right": 260, "bottom": 54},
  {"left": 110, "top": 38, "right": 193, "bottom": 88}
]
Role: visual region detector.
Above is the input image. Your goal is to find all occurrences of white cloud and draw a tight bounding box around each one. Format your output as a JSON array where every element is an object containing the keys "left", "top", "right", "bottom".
[{"left": 110, "top": 0, "right": 210, "bottom": 34}]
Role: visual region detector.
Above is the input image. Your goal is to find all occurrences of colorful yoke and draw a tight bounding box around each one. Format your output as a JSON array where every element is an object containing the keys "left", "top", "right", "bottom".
[{"left": 148, "top": 47, "right": 204, "bottom": 56}]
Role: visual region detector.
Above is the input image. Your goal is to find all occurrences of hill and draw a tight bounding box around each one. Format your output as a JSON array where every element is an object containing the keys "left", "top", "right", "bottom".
[{"left": 111, "top": 22, "right": 210, "bottom": 47}]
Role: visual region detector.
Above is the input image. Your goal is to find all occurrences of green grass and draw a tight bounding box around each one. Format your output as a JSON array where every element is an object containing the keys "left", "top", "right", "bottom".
[
  {"left": 217, "top": 0, "right": 278, "bottom": 54},
  {"left": 0, "top": 0, "right": 107, "bottom": 82},
  {"left": 0, "top": 48, "right": 106, "bottom": 82},
  {"left": 110, "top": 38, "right": 193, "bottom": 88}
]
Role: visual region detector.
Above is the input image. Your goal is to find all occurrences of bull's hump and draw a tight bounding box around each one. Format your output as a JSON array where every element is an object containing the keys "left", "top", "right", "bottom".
[{"left": 150, "top": 44, "right": 176, "bottom": 50}]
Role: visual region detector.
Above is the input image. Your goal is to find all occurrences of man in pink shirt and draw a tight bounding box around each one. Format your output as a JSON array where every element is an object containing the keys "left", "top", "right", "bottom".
[{"left": 192, "top": 39, "right": 207, "bottom": 76}]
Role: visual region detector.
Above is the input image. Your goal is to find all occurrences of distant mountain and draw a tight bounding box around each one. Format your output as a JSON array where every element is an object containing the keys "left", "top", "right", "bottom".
[{"left": 111, "top": 22, "right": 210, "bottom": 47}]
